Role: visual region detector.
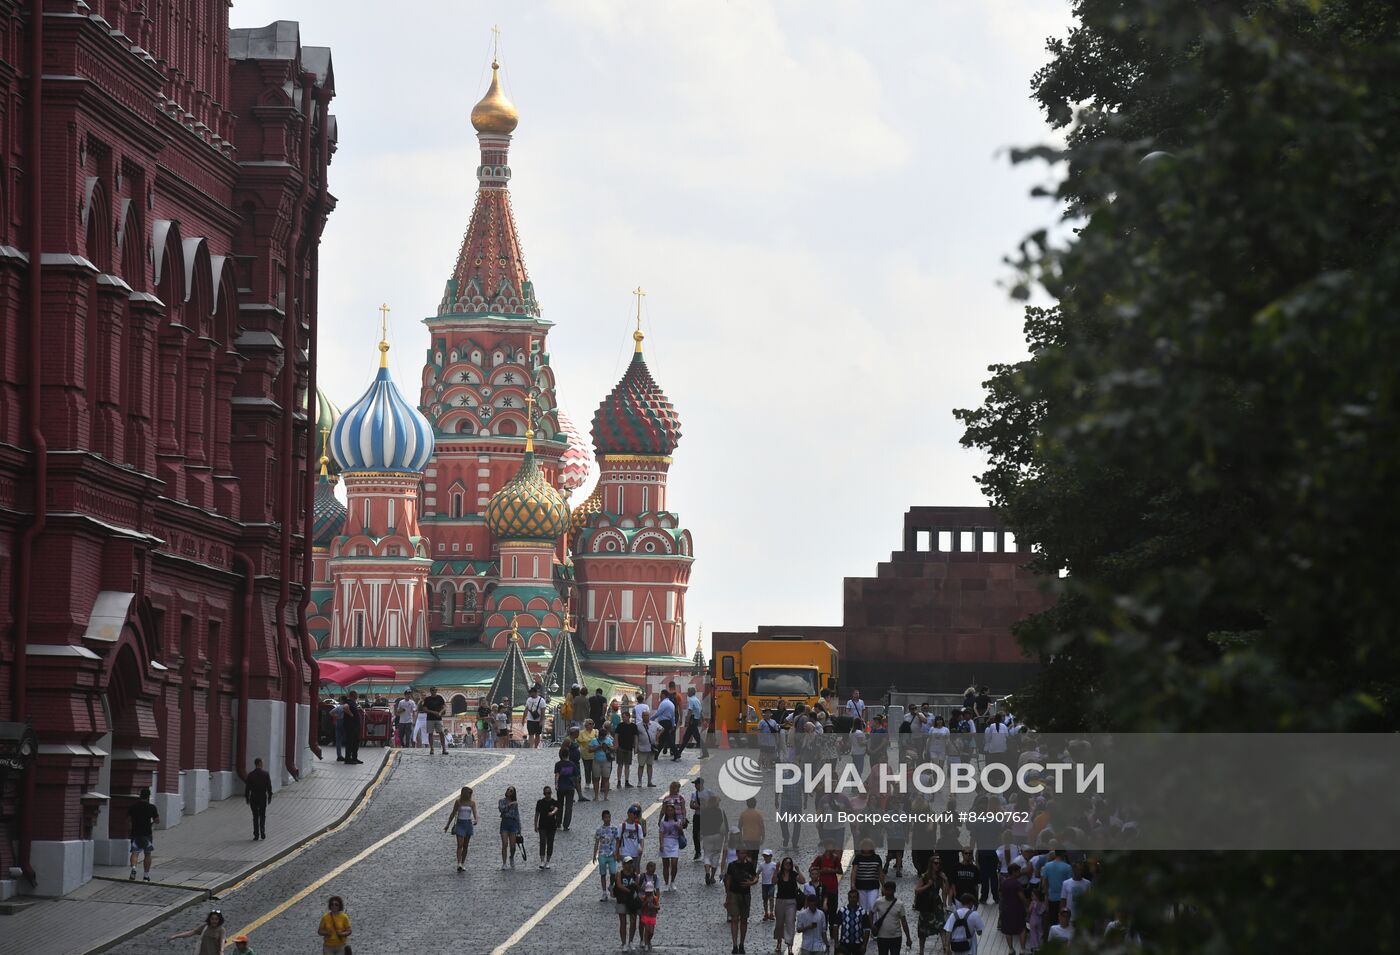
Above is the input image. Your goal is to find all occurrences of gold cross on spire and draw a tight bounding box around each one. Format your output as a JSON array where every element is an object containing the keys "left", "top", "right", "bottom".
[
  {"left": 377, "top": 302, "right": 391, "bottom": 368},
  {"left": 524, "top": 388, "right": 536, "bottom": 453},
  {"left": 491, "top": 24, "right": 502, "bottom": 66},
  {"left": 632, "top": 285, "right": 646, "bottom": 353},
  {"left": 319, "top": 426, "right": 330, "bottom": 477}
]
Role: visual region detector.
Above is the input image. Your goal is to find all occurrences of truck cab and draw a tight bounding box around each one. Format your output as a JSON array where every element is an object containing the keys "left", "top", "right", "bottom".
[{"left": 712, "top": 637, "right": 839, "bottom": 733}]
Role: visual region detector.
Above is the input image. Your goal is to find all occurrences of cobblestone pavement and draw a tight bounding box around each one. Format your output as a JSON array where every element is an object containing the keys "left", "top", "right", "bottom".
[{"left": 106, "top": 747, "right": 1014, "bottom": 955}]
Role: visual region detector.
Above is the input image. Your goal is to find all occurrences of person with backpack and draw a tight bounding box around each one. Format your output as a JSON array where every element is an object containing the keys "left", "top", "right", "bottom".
[
  {"left": 943, "top": 894, "right": 985, "bottom": 955},
  {"left": 553, "top": 744, "right": 578, "bottom": 831},
  {"left": 524, "top": 686, "right": 547, "bottom": 748}
]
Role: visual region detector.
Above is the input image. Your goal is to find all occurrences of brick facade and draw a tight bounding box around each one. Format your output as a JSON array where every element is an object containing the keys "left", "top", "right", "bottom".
[
  {"left": 0, "top": 5, "right": 334, "bottom": 897},
  {"left": 713, "top": 506, "right": 1053, "bottom": 699}
]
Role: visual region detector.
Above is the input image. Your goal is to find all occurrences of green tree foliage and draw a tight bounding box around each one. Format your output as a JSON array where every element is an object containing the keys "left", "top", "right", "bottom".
[{"left": 957, "top": 1, "right": 1400, "bottom": 947}]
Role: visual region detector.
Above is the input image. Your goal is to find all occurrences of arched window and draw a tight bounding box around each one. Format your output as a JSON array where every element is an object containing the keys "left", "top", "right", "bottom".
[
  {"left": 497, "top": 419, "right": 517, "bottom": 437},
  {"left": 457, "top": 420, "right": 475, "bottom": 435},
  {"left": 452, "top": 492, "right": 463, "bottom": 519}
]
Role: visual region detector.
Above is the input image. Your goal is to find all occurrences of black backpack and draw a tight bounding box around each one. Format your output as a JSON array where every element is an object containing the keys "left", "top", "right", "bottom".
[{"left": 949, "top": 908, "right": 975, "bottom": 953}]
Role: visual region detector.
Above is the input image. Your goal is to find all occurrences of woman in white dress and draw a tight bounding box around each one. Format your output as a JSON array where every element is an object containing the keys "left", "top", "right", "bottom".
[{"left": 658, "top": 801, "right": 683, "bottom": 888}]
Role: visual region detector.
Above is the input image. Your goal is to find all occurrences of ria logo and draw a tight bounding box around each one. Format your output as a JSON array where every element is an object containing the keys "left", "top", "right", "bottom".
[{"left": 717, "top": 754, "right": 765, "bottom": 801}]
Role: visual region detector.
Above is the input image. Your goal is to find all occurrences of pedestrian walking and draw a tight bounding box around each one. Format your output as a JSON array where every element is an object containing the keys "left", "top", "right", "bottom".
[
  {"left": 615, "top": 710, "right": 638, "bottom": 788},
  {"left": 227, "top": 933, "right": 254, "bottom": 954},
  {"left": 317, "top": 896, "right": 352, "bottom": 954},
  {"left": 615, "top": 855, "right": 643, "bottom": 951},
  {"left": 1046, "top": 907, "right": 1072, "bottom": 944},
  {"left": 725, "top": 848, "right": 759, "bottom": 953},
  {"left": 835, "top": 888, "right": 871, "bottom": 955},
  {"left": 422, "top": 686, "right": 448, "bottom": 755},
  {"left": 535, "top": 785, "right": 560, "bottom": 868},
  {"left": 127, "top": 786, "right": 159, "bottom": 881},
  {"left": 772, "top": 856, "right": 807, "bottom": 952},
  {"left": 594, "top": 809, "right": 621, "bottom": 901},
  {"left": 658, "top": 801, "right": 684, "bottom": 889},
  {"left": 851, "top": 838, "right": 885, "bottom": 912},
  {"left": 342, "top": 691, "right": 362, "bottom": 764},
  {"left": 869, "top": 880, "right": 913, "bottom": 954},
  {"left": 619, "top": 804, "right": 646, "bottom": 860},
  {"left": 758, "top": 848, "right": 777, "bottom": 922},
  {"left": 477, "top": 697, "right": 492, "bottom": 748},
  {"left": 654, "top": 690, "right": 677, "bottom": 759},
  {"left": 568, "top": 724, "right": 589, "bottom": 802},
  {"left": 638, "top": 882, "right": 661, "bottom": 952},
  {"left": 1026, "top": 887, "right": 1048, "bottom": 951},
  {"left": 245, "top": 757, "right": 273, "bottom": 840},
  {"left": 525, "top": 686, "right": 547, "bottom": 748},
  {"left": 999, "top": 863, "right": 1029, "bottom": 955},
  {"left": 579, "top": 719, "right": 598, "bottom": 792},
  {"left": 739, "top": 797, "right": 765, "bottom": 854},
  {"left": 590, "top": 686, "right": 608, "bottom": 727},
  {"left": 498, "top": 786, "right": 521, "bottom": 869},
  {"left": 167, "top": 909, "right": 225, "bottom": 954},
  {"left": 943, "top": 894, "right": 985, "bottom": 955},
  {"left": 636, "top": 711, "right": 659, "bottom": 787},
  {"left": 442, "top": 785, "right": 477, "bottom": 872},
  {"left": 795, "top": 888, "right": 829, "bottom": 953},
  {"left": 494, "top": 701, "right": 512, "bottom": 746},
  {"left": 913, "top": 858, "right": 951, "bottom": 955},
  {"left": 699, "top": 793, "right": 728, "bottom": 886},
  {"left": 690, "top": 777, "right": 713, "bottom": 862},
  {"left": 330, "top": 697, "right": 346, "bottom": 761},
  {"left": 394, "top": 690, "right": 416, "bottom": 747},
  {"left": 590, "top": 724, "right": 614, "bottom": 800},
  {"left": 553, "top": 744, "right": 579, "bottom": 830},
  {"left": 679, "top": 685, "right": 710, "bottom": 758}
]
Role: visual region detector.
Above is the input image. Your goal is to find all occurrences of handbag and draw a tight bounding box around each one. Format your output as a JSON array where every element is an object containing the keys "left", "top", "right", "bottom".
[
  {"left": 515, "top": 833, "right": 528, "bottom": 860},
  {"left": 678, "top": 830, "right": 688, "bottom": 850}
]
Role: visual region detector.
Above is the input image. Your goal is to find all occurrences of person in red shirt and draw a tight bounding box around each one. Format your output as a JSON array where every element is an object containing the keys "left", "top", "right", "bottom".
[{"left": 813, "top": 842, "right": 845, "bottom": 943}]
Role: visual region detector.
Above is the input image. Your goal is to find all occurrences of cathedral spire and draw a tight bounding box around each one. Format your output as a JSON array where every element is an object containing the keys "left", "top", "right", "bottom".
[{"left": 440, "top": 45, "right": 539, "bottom": 319}]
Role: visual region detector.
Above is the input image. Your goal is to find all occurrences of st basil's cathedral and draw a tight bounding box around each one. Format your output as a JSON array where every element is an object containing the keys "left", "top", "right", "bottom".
[{"left": 307, "top": 60, "right": 697, "bottom": 708}]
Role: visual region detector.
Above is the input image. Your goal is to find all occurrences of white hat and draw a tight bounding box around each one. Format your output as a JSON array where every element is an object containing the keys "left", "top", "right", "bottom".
[{"left": 761, "top": 848, "right": 773, "bottom": 855}]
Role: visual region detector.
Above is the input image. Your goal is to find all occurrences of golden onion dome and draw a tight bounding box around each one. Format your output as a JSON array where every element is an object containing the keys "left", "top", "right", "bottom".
[
  {"left": 471, "top": 61, "right": 519, "bottom": 135},
  {"left": 485, "top": 414, "right": 568, "bottom": 541}
]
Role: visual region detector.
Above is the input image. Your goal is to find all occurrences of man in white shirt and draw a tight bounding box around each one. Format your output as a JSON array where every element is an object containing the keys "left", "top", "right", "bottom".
[
  {"left": 524, "top": 687, "right": 547, "bottom": 749},
  {"left": 654, "top": 692, "right": 677, "bottom": 757},
  {"left": 394, "top": 691, "right": 416, "bottom": 747},
  {"left": 632, "top": 696, "right": 650, "bottom": 723},
  {"left": 1063, "top": 862, "right": 1093, "bottom": 921},
  {"left": 1047, "top": 907, "right": 1073, "bottom": 943},
  {"left": 846, "top": 689, "right": 866, "bottom": 722},
  {"left": 983, "top": 715, "right": 1010, "bottom": 769},
  {"left": 794, "top": 888, "right": 829, "bottom": 952},
  {"left": 943, "top": 894, "right": 986, "bottom": 955}
]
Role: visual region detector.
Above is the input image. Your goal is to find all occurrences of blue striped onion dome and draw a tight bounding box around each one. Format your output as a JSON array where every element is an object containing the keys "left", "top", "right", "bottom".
[{"left": 330, "top": 361, "right": 436, "bottom": 473}]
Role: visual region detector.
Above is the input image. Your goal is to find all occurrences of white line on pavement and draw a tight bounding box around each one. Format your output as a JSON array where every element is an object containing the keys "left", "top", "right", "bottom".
[
  {"left": 231, "top": 753, "right": 516, "bottom": 941},
  {"left": 491, "top": 763, "right": 700, "bottom": 953}
]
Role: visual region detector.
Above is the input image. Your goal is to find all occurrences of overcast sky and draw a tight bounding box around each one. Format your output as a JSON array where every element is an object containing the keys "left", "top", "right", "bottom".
[{"left": 231, "top": 0, "right": 1073, "bottom": 653}]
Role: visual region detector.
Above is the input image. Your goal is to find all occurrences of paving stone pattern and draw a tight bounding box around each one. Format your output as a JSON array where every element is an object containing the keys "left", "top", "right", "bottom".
[{"left": 100, "top": 747, "right": 1023, "bottom": 955}]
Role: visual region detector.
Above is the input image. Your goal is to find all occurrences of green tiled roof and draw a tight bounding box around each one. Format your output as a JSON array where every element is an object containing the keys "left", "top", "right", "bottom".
[{"left": 415, "top": 667, "right": 498, "bottom": 687}]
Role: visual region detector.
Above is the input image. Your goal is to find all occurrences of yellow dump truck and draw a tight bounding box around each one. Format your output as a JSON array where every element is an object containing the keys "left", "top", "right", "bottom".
[{"left": 711, "top": 636, "right": 840, "bottom": 733}]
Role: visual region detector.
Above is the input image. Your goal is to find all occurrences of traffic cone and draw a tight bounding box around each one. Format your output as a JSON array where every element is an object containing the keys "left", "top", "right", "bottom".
[{"left": 718, "top": 721, "right": 730, "bottom": 749}]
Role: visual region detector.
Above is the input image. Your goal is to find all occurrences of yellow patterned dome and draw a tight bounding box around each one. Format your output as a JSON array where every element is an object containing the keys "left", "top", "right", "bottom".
[
  {"left": 568, "top": 483, "right": 601, "bottom": 536},
  {"left": 471, "top": 61, "right": 519, "bottom": 135},
  {"left": 485, "top": 422, "right": 569, "bottom": 542}
]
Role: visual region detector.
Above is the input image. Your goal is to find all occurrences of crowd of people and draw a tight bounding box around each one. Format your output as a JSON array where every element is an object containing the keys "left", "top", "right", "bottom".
[{"left": 159, "top": 682, "right": 1137, "bottom": 953}]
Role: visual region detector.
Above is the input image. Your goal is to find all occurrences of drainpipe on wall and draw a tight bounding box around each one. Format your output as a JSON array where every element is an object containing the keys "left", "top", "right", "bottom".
[
  {"left": 12, "top": 0, "right": 46, "bottom": 888},
  {"left": 272, "top": 70, "right": 316, "bottom": 781},
  {"left": 297, "top": 85, "right": 331, "bottom": 762},
  {"left": 232, "top": 553, "right": 255, "bottom": 783}
]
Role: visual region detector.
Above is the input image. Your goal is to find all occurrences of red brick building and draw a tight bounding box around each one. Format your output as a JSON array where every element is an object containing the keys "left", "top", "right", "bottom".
[
  {"left": 713, "top": 506, "right": 1053, "bottom": 700},
  {"left": 0, "top": 6, "right": 335, "bottom": 897}
]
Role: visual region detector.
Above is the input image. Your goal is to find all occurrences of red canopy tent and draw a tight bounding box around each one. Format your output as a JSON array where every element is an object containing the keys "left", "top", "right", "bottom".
[{"left": 317, "top": 659, "right": 398, "bottom": 687}]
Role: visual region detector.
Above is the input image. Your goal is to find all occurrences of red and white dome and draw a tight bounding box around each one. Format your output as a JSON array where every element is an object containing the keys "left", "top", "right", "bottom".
[{"left": 557, "top": 409, "right": 594, "bottom": 491}]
